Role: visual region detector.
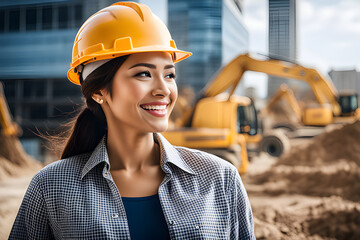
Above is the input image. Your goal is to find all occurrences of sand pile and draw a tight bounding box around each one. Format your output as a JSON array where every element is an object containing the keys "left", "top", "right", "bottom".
[
  {"left": 251, "top": 120, "right": 360, "bottom": 201},
  {"left": 253, "top": 196, "right": 360, "bottom": 240},
  {"left": 305, "top": 197, "right": 360, "bottom": 240},
  {"left": 279, "top": 120, "right": 360, "bottom": 166},
  {"left": 0, "top": 135, "right": 41, "bottom": 181}
]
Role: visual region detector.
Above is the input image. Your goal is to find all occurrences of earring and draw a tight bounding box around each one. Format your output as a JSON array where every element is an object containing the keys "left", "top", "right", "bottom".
[{"left": 97, "top": 98, "right": 104, "bottom": 104}]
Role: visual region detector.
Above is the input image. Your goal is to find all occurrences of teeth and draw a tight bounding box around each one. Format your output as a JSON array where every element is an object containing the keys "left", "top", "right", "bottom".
[{"left": 141, "top": 105, "right": 167, "bottom": 110}]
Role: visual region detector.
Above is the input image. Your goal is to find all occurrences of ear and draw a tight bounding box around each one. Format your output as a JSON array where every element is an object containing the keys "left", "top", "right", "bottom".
[{"left": 91, "top": 90, "right": 106, "bottom": 104}]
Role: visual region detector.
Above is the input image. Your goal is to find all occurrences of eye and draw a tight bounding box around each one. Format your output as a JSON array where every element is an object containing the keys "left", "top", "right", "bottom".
[
  {"left": 134, "top": 71, "right": 151, "bottom": 78},
  {"left": 165, "top": 73, "right": 176, "bottom": 80}
]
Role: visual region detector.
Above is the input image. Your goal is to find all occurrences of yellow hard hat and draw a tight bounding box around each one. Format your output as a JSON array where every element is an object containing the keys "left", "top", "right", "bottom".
[{"left": 67, "top": 2, "right": 192, "bottom": 85}]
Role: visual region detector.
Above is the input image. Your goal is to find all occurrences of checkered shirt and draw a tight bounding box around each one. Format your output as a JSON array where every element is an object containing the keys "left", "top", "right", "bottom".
[{"left": 10, "top": 133, "right": 255, "bottom": 239}]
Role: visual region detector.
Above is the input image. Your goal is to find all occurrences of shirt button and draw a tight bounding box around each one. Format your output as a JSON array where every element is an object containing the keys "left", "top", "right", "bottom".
[
  {"left": 195, "top": 225, "right": 200, "bottom": 229},
  {"left": 112, "top": 213, "right": 119, "bottom": 218},
  {"left": 104, "top": 172, "right": 108, "bottom": 177},
  {"left": 169, "top": 220, "right": 175, "bottom": 226}
]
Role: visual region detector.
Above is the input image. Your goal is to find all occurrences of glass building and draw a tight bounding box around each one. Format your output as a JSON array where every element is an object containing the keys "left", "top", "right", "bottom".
[
  {"left": 168, "top": 0, "right": 249, "bottom": 92},
  {"left": 0, "top": 0, "right": 117, "bottom": 160},
  {"left": 267, "top": 0, "right": 306, "bottom": 97}
]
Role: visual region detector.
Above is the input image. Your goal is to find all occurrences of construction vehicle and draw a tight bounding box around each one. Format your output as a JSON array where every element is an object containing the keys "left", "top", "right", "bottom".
[
  {"left": 164, "top": 53, "right": 360, "bottom": 172},
  {"left": 163, "top": 54, "right": 294, "bottom": 173},
  {"left": 264, "top": 84, "right": 302, "bottom": 123},
  {"left": 0, "top": 83, "right": 21, "bottom": 137},
  {"left": 261, "top": 83, "right": 304, "bottom": 133},
  {"left": 0, "top": 82, "right": 36, "bottom": 171},
  {"left": 217, "top": 53, "right": 359, "bottom": 126},
  {"left": 164, "top": 92, "right": 259, "bottom": 173}
]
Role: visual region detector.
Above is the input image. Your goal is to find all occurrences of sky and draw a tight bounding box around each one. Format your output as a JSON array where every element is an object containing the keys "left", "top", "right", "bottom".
[{"left": 242, "top": 0, "right": 360, "bottom": 98}]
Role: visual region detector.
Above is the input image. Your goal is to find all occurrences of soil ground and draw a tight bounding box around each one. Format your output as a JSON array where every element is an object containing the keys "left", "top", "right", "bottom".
[
  {"left": 244, "top": 152, "right": 360, "bottom": 240},
  {"left": 0, "top": 173, "right": 34, "bottom": 239}
]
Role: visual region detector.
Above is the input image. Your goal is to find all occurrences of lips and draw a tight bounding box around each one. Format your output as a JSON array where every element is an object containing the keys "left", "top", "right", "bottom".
[{"left": 140, "top": 101, "right": 170, "bottom": 117}]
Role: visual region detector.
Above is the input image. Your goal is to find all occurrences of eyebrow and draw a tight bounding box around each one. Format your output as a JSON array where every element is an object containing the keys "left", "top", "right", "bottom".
[{"left": 128, "top": 63, "right": 175, "bottom": 70}]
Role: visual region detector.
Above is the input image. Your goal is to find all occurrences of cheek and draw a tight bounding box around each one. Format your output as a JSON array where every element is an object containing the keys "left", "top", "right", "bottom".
[
  {"left": 170, "top": 83, "right": 178, "bottom": 102},
  {"left": 112, "top": 80, "right": 146, "bottom": 104}
]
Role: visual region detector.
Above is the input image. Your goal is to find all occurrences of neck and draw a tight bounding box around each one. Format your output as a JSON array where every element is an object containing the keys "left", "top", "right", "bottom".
[{"left": 106, "top": 125, "right": 159, "bottom": 172}]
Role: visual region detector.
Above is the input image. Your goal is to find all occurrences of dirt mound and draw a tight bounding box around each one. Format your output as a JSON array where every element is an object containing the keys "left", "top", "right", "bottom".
[
  {"left": 0, "top": 135, "right": 41, "bottom": 181},
  {"left": 251, "top": 121, "right": 360, "bottom": 201},
  {"left": 253, "top": 196, "right": 360, "bottom": 240},
  {"left": 252, "top": 160, "right": 360, "bottom": 201},
  {"left": 279, "top": 120, "right": 360, "bottom": 166},
  {"left": 305, "top": 197, "right": 360, "bottom": 240},
  {"left": 247, "top": 120, "right": 360, "bottom": 239}
]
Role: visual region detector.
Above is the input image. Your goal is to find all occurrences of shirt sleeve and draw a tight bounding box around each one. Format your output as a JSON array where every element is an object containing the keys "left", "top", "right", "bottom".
[
  {"left": 9, "top": 172, "right": 54, "bottom": 240},
  {"left": 229, "top": 169, "right": 256, "bottom": 239}
]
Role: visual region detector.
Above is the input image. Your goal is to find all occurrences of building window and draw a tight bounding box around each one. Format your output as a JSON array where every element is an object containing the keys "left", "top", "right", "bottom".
[
  {"left": 52, "top": 80, "right": 80, "bottom": 98},
  {"left": 0, "top": 2, "right": 83, "bottom": 34},
  {"left": 2, "top": 80, "right": 16, "bottom": 98},
  {"left": 23, "top": 80, "right": 46, "bottom": 98},
  {"left": 58, "top": 5, "right": 69, "bottom": 29},
  {"left": 74, "top": 4, "right": 83, "bottom": 28},
  {"left": 22, "top": 103, "right": 47, "bottom": 120},
  {"left": 42, "top": 6, "right": 53, "bottom": 30},
  {"left": 26, "top": 7, "right": 37, "bottom": 31},
  {"left": 9, "top": 9, "right": 20, "bottom": 32},
  {"left": 0, "top": 10, "right": 4, "bottom": 33}
]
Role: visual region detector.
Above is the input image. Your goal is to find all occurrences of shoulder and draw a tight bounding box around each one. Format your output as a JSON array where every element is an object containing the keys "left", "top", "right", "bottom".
[
  {"left": 174, "top": 146, "right": 238, "bottom": 190},
  {"left": 31, "top": 152, "right": 91, "bottom": 188},
  {"left": 174, "top": 145, "right": 237, "bottom": 174}
]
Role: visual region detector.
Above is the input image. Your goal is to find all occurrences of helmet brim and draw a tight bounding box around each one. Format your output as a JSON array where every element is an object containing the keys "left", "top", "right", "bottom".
[{"left": 68, "top": 47, "right": 192, "bottom": 85}]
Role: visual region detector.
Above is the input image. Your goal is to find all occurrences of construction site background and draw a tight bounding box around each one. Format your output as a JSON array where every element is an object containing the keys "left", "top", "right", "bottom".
[{"left": 1, "top": 82, "right": 360, "bottom": 239}]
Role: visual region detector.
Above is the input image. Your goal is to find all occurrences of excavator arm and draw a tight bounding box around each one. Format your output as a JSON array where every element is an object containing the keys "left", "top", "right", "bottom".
[
  {"left": 0, "top": 82, "right": 21, "bottom": 136},
  {"left": 264, "top": 83, "right": 303, "bottom": 122},
  {"left": 203, "top": 53, "right": 341, "bottom": 116}
]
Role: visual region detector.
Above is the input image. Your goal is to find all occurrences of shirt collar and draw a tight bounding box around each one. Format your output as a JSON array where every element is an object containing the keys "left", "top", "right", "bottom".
[
  {"left": 81, "top": 136, "right": 109, "bottom": 179},
  {"left": 154, "top": 133, "right": 196, "bottom": 175},
  {"left": 81, "top": 133, "right": 196, "bottom": 179}
]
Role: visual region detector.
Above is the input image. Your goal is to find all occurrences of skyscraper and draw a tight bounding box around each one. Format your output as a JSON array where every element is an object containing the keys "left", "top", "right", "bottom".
[
  {"left": 329, "top": 69, "right": 360, "bottom": 97},
  {"left": 268, "top": 0, "right": 301, "bottom": 97},
  {"left": 168, "top": 0, "right": 249, "bottom": 92}
]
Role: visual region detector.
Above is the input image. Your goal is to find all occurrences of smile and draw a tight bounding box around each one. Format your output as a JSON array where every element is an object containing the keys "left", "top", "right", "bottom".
[
  {"left": 141, "top": 105, "right": 167, "bottom": 110},
  {"left": 140, "top": 102, "right": 170, "bottom": 117}
]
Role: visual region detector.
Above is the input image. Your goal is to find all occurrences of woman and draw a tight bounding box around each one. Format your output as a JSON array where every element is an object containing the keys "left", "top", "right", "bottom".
[{"left": 10, "top": 2, "right": 255, "bottom": 239}]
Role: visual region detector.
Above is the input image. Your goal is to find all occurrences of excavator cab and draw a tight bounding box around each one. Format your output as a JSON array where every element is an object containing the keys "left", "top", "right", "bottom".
[
  {"left": 338, "top": 93, "right": 358, "bottom": 115},
  {"left": 237, "top": 99, "right": 258, "bottom": 136}
]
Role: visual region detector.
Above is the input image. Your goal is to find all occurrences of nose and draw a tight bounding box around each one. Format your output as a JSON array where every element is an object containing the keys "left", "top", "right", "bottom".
[{"left": 152, "top": 76, "right": 171, "bottom": 97}]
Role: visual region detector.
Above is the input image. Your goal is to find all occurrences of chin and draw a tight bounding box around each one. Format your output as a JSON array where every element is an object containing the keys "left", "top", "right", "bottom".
[{"left": 151, "top": 123, "right": 169, "bottom": 133}]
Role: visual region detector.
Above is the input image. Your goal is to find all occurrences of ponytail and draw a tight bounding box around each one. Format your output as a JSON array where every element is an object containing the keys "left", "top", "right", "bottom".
[
  {"left": 61, "top": 107, "right": 106, "bottom": 159},
  {"left": 57, "top": 55, "right": 129, "bottom": 159}
]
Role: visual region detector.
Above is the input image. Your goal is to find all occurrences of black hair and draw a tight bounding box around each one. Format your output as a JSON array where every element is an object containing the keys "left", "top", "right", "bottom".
[{"left": 60, "top": 55, "right": 129, "bottom": 159}]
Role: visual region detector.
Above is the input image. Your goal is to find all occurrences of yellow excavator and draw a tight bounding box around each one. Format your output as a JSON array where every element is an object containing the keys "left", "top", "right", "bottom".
[
  {"left": 0, "top": 82, "right": 35, "bottom": 169},
  {"left": 164, "top": 53, "right": 359, "bottom": 173},
  {"left": 0, "top": 83, "right": 21, "bottom": 137},
  {"left": 264, "top": 84, "right": 303, "bottom": 124},
  {"left": 164, "top": 91, "right": 258, "bottom": 173},
  {"left": 212, "top": 53, "right": 359, "bottom": 126}
]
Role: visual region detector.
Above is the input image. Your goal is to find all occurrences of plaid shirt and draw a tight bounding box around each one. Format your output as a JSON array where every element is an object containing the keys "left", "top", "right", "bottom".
[{"left": 10, "top": 133, "right": 255, "bottom": 239}]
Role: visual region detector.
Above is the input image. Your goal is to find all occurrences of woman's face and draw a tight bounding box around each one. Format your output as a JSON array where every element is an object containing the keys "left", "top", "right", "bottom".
[{"left": 101, "top": 52, "right": 177, "bottom": 133}]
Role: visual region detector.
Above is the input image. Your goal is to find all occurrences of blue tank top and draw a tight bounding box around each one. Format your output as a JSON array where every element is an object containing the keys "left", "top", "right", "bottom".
[{"left": 122, "top": 194, "right": 170, "bottom": 240}]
